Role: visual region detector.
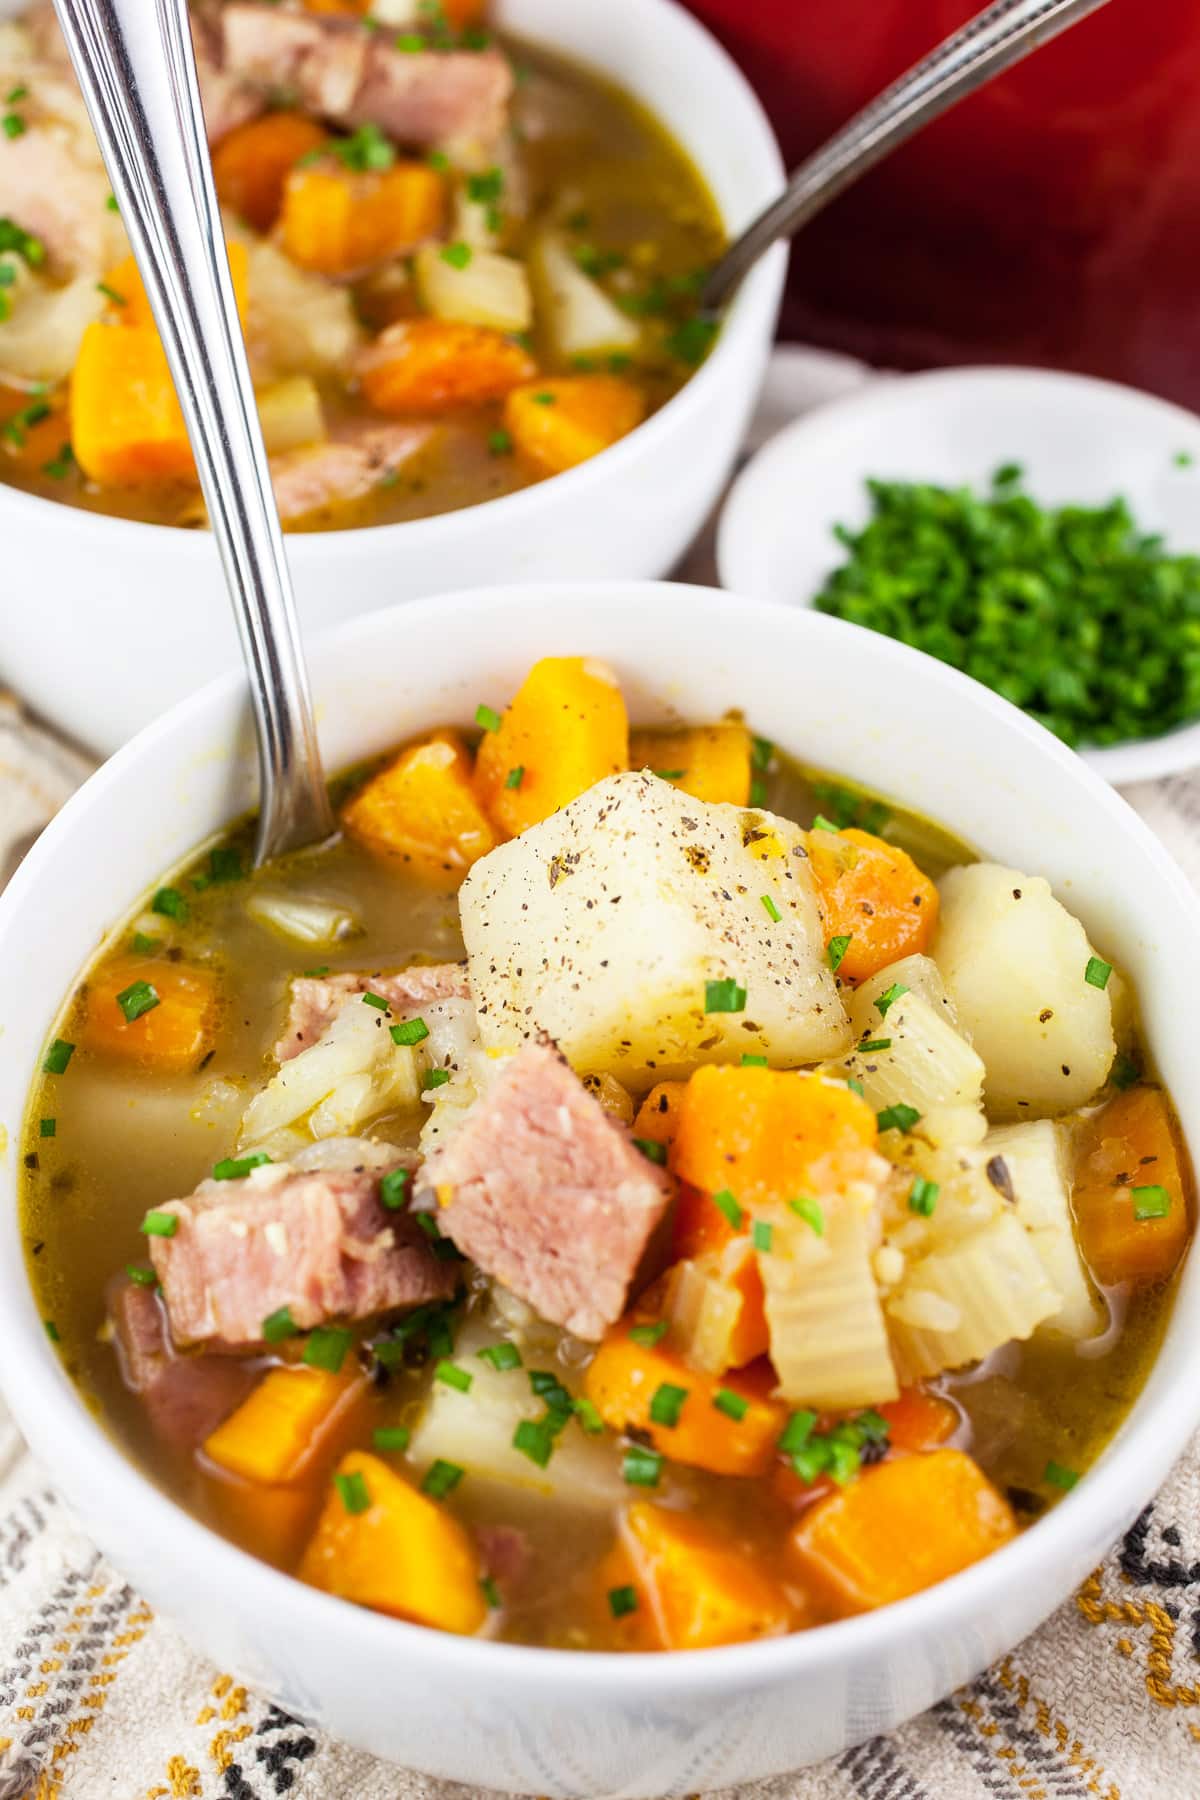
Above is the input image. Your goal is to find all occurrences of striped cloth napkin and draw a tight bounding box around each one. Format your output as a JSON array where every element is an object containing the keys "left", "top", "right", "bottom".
[{"left": 3, "top": 348, "right": 1200, "bottom": 1800}]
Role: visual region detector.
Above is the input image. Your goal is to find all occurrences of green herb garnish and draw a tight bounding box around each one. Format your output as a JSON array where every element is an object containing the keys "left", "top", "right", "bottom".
[
  {"left": 705, "top": 977, "right": 747, "bottom": 1013},
  {"left": 140, "top": 1210, "right": 178, "bottom": 1238},
  {"left": 304, "top": 1326, "right": 353, "bottom": 1374},
  {"left": 335, "top": 1470, "right": 371, "bottom": 1514},
  {"left": 648, "top": 1382, "right": 689, "bottom": 1428}
]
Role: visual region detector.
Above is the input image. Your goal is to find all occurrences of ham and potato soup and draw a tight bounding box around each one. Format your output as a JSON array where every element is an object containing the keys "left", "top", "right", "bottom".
[
  {"left": 0, "top": 2, "right": 722, "bottom": 529},
  {"left": 22, "top": 658, "right": 1192, "bottom": 1651}
]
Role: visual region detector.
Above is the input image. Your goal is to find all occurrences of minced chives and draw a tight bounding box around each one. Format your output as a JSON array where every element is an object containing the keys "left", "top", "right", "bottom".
[
  {"left": 208, "top": 846, "right": 243, "bottom": 884},
  {"left": 131, "top": 932, "right": 159, "bottom": 955},
  {"left": 96, "top": 280, "right": 126, "bottom": 306},
  {"left": 908, "top": 1176, "right": 939, "bottom": 1216},
  {"left": 877, "top": 1103, "right": 920, "bottom": 1134},
  {"left": 761, "top": 894, "right": 781, "bottom": 923},
  {"left": 505, "top": 766, "right": 525, "bottom": 790},
  {"left": 751, "top": 735, "right": 773, "bottom": 770},
  {"left": 858, "top": 1038, "right": 891, "bottom": 1054},
  {"left": 741, "top": 1053, "right": 768, "bottom": 1067},
  {"left": 1110, "top": 1053, "right": 1140, "bottom": 1091},
  {"left": 487, "top": 429, "right": 513, "bottom": 456},
  {"left": 39, "top": 1117, "right": 55, "bottom": 1138},
  {"left": 811, "top": 814, "right": 840, "bottom": 832},
  {"left": 749, "top": 777, "right": 768, "bottom": 807},
  {"left": 712, "top": 1188, "right": 744, "bottom": 1229},
  {"left": 361, "top": 990, "right": 391, "bottom": 1011},
  {"left": 116, "top": 979, "right": 160, "bottom": 1022},
  {"left": 422, "top": 1458, "right": 464, "bottom": 1498},
  {"left": 1044, "top": 1459, "right": 1079, "bottom": 1491},
  {"left": 778, "top": 1409, "right": 818, "bottom": 1455},
  {"left": 435, "top": 1359, "right": 472, "bottom": 1393},
  {"left": 262, "top": 1305, "right": 298, "bottom": 1342},
  {"left": 654, "top": 768, "right": 685, "bottom": 780},
  {"left": 478, "top": 1341, "right": 523, "bottom": 1371},
  {"left": 875, "top": 982, "right": 909, "bottom": 1019},
  {"left": 789, "top": 1196, "right": 825, "bottom": 1235},
  {"left": 629, "top": 1320, "right": 668, "bottom": 1348},
  {"left": 475, "top": 703, "right": 502, "bottom": 732},
  {"left": 512, "top": 1418, "right": 556, "bottom": 1468},
  {"left": 152, "top": 886, "right": 187, "bottom": 920},
  {"left": 213, "top": 1152, "right": 272, "bottom": 1181},
  {"left": 608, "top": 1584, "right": 638, "bottom": 1618},
  {"left": 705, "top": 977, "right": 747, "bottom": 1013},
  {"left": 713, "top": 1388, "right": 749, "bottom": 1421},
  {"left": 632, "top": 1137, "right": 667, "bottom": 1165},
  {"left": 1132, "top": 1184, "right": 1171, "bottom": 1220},
  {"left": 304, "top": 1326, "right": 353, "bottom": 1373},
  {"left": 372, "top": 1425, "right": 410, "bottom": 1452},
  {"left": 390, "top": 1017, "right": 429, "bottom": 1046},
  {"left": 481, "top": 1575, "right": 503, "bottom": 1609},
  {"left": 847, "top": 1076, "right": 865, "bottom": 1097},
  {"left": 827, "top": 935, "right": 852, "bottom": 974},
  {"left": 622, "top": 1445, "right": 662, "bottom": 1487},
  {"left": 304, "top": 965, "right": 330, "bottom": 978},
  {"left": 140, "top": 1209, "right": 178, "bottom": 1238},
  {"left": 648, "top": 1382, "right": 689, "bottom": 1428},
  {"left": 441, "top": 241, "right": 473, "bottom": 268},
  {"left": 529, "top": 1370, "right": 572, "bottom": 1409},
  {"left": 751, "top": 1219, "right": 773, "bottom": 1252},
  {"left": 125, "top": 1263, "right": 156, "bottom": 1286},
  {"left": 1084, "top": 957, "right": 1112, "bottom": 990},
  {"left": 334, "top": 1470, "right": 371, "bottom": 1515},
  {"left": 573, "top": 1395, "right": 604, "bottom": 1434},
  {"left": 379, "top": 1167, "right": 411, "bottom": 1210},
  {"left": 42, "top": 1038, "right": 75, "bottom": 1074},
  {"left": 44, "top": 1319, "right": 60, "bottom": 1343},
  {"left": 423, "top": 1068, "right": 451, "bottom": 1090}
]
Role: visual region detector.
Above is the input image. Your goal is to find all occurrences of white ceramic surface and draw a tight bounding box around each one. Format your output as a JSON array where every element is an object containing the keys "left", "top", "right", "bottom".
[
  {"left": 1, "top": 583, "right": 1199, "bottom": 1799},
  {"left": 716, "top": 366, "right": 1200, "bottom": 784},
  {"left": 0, "top": 0, "right": 784, "bottom": 755}
]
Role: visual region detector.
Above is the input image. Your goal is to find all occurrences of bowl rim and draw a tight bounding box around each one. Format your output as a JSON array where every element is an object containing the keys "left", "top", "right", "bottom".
[
  {"left": 715, "top": 362, "right": 1200, "bottom": 785},
  {"left": 2, "top": 578, "right": 1200, "bottom": 1694},
  {"left": 0, "top": 0, "right": 785, "bottom": 567}
]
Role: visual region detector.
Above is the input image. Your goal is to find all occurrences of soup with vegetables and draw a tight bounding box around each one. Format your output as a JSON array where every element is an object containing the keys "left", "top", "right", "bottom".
[
  {"left": 23, "top": 657, "right": 1192, "bottom": 1650},
  {"left": 0, "top": 1, "right": 722, "bottom": 529}
]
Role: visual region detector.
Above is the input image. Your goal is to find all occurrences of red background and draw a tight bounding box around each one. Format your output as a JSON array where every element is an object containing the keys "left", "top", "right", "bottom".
[{"left": 687, "top": 0, "right": 1200, "bottom": 407}]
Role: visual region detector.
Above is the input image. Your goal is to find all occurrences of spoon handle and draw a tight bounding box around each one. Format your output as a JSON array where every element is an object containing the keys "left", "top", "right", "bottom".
[
  {"left": 52, "top": 0, "right": 334, "bottom": 863},
  {"left": 703, "top": 0, "right": 1113, "bottom": 311}
]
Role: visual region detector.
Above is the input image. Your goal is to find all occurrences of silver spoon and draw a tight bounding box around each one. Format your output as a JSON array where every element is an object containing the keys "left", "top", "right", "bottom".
[
  {"left": 52, "top": 0, "right": 334, "bottom": 865},
  {"left": 703, "top": 0, "right": 1114, "bottom": 312}
]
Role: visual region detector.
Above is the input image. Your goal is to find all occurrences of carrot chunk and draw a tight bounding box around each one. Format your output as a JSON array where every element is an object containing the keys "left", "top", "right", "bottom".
[
  {"left": 583, "top": 1322, "right": 785, "bottom": 1477},
  {"left": 503, "top": 375, "right": 645, "bottom": 476},
  {"left": 360, "top": 317, "right": 535, "bottom": 414},
  {"left": 281, "top": 160, "right": 445, "bottom": 275},
  {"left": 1072, "top": 1085, "right": 1191, "bottom": 1285},
  {"left": 81, "top": 954, "right": 219, "bottom": 1071},
  {"left": 213, "top": 112, "right": 329, "bottom": 231},
  {"left": 879, "top": 1386, "right": 959, "bottom": 1453},
  {"left": 629, "top": 723, "right": 752, "bottom": 807},
  {"left": 208, "top": 1478, "right": 319, "bottom": 1568},
  {"left": 619, "top": 1503, "right": 795, "bottom": 1649},
  {"left": 807, "top": 826, "right": 938, "bottom": 983},
  {"left": 299, "top": 1450, "right": 486, "bottom": 1633},
  {"left": 342, "top": 727, "right": 499, "bottom": 885},
  {"left": 70, "top": 323, "right": 194, "bottom": 485},
  {"left": 99, "top": 241, "right": 249, "bottom": 330},
  {"left": 671, "top": 1065, "right": 879, "bottom": 1211},
  {"left": 474, "top": 655, "right": 629, "bottom": 837},
  {"left": 788, "top": 1448, "right": 1017, "bottom": 1616},
  {"left": 203, "top": 1366, "right": 361, "bottom": 1485}
]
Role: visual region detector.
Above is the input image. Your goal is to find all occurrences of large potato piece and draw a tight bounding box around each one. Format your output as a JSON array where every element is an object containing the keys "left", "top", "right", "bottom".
[
  {"left": 932, "top": 864, "right": 1114, "bottom": 1119},
  {"left": 460, "top": 771, "right": 850, "bottom": 1089}
]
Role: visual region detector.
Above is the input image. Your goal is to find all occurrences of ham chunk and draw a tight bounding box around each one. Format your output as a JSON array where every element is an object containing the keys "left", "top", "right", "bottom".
[
  {"left": 275, "top": 961, "right": 469, "bottom": 1062},
  {"left": 148, "top": 1156, "right": 457, "bottom": 1347},
  {"left": 220, "top": 6, "right": 513, "bottom": 147},
  {"left": 108, "top": 1276, "right": 255, "bottom": 1452},
  {"left": 270, "top": 423, "right": 432, "bottom": 525},
  {"left": 423, "top": 1041, "right": 674, "bottom": 1340}
]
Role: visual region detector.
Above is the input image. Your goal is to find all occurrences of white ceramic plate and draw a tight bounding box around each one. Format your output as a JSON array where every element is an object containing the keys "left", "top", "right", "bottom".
[{"left": 716, "top": 366, "right": 1200, "bottom": 785}]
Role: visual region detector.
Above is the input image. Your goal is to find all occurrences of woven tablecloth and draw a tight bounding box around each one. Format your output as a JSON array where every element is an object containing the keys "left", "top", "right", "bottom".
[{"left": 4, "top": 349, "right": 1200, "bottom": 1800}]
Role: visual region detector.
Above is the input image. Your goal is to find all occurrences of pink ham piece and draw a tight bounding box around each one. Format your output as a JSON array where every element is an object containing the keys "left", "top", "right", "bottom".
[
  {"left": 275, "top": 961, "right": 469, "bottom": 1062},
  {"left": 219, "top": 6, "right": 513, "bottom": 147},
  {"left": 148, "top": 1157, "right": 456, "bottom": 1347},
  {"left": 270, "top": 424, "right": 433, "bottom": 525},
  {"left": 108, "top": 1276, "right": 255, "bottom": 1452},
  {"left": 422, "top": 1040, "right": 674, "bottom": 1340}
]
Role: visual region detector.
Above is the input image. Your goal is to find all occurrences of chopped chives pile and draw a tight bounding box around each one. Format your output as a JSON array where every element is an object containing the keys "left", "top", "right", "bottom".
[{"left": 813, "top": 466, "right": 1200, "bottom": 749}]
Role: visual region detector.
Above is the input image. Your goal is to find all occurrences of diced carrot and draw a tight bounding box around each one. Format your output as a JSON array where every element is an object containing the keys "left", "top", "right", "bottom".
[
  {"left": 70, "top": 323, "right": 194, "bottom": 485},
  {"left": 442, "top": 0, "right": 487, "bottom": 23},
  {"left": 629, "top": 723, "right": 752, "bottom": 807},
  {"left": 474, "top": 655, "right": 629, "bottom": 837},
  {"left": 100, "top": 241, "right": 249, "bottom": 330},
  {"left": 671, "top": 1180, "right": 740, "bottom": 1261},
  {"left": 880, "top": 1386, "right": 959, "bottom": 1453},
  {"left": 207, "top": 1478, "right": 319, "bottom": 1569},
  {"left": 299, "top": 1450, "right": 486, "bottom": 1633},
  {"left": 213, "top": 113, "right": 329, "bottom": 232},
  {"left": 620, "top": 1503, "right": 795, "bottom": 1649},
  {"left": 583, "top": 1323, "right": 785, "bottom": 1477},
  {"left": 632, "top": 1080, "right": 687, "bottom": 1154},
  {"left": 661, "top": 1238, "right": 769, "bottom": 1373},
  {"left": 504, "top": 375, "right": 645, "bottom": 476},
  {"left": 301, "top": 0, "right": 369, "bottom": 13},
  {"left": 281, "top": 161, "right": 445, "bottom": 275},
  {"left": 807, "top": 826, "right": 938, "bottom": 984},
  {"left": 1071, "top": 1085, "right": 1191, "bottom": 1285},
  {"left": 202, "top": 1366, "right": 362, "bottom": 1485},
  {"left": 342, "top": 727, "right": 499, "bottom": 885},
  {"left": 0, "top": 384, "right": 70, "bottom": 475},
  {"left": 360, "top": 317, "right": 536, "bottom": 414},
  {"left": 81, "top": 953, "right": 219, "bottom": 1071},
  {"left": 787, "top": 1448, "right": 1017, "bottom": 1616},
  {"left": 672, "top": 1065, "right": 879, "bottom": 1211}
]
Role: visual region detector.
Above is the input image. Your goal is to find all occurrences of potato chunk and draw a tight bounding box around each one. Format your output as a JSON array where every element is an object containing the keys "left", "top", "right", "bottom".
[
  {"left": 932, "top": 863, "right": 1115, "bottom": 1119},
  {"left": 460, "top": 771, "right": 851, "bottom": 1089}
]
